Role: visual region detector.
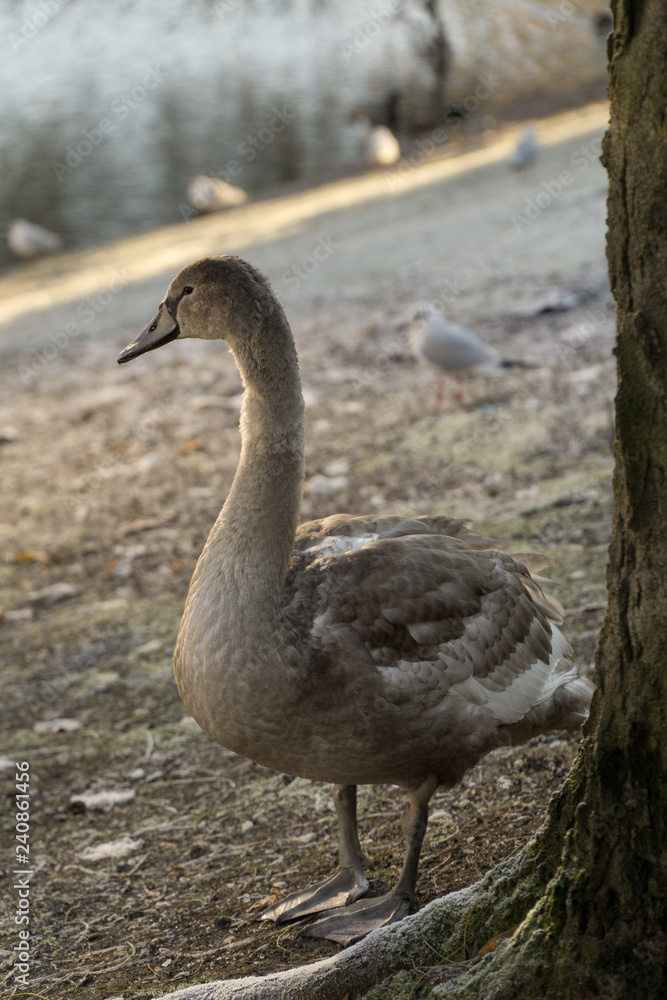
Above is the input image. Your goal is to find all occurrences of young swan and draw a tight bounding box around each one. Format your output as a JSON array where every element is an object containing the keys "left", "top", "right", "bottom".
[{"left": 117, "top": 255, "right": 593, "bottom": 945}]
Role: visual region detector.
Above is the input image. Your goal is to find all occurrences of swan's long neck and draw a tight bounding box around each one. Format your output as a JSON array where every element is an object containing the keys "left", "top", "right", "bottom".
[{"left": 185, "top": 311, "right": 305, "bottom": 640}]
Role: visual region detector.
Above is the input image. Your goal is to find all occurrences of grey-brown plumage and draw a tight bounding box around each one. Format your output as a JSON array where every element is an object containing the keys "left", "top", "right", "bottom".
[{"left": 117, "top": 256, "right": 593, "bottom": 944}]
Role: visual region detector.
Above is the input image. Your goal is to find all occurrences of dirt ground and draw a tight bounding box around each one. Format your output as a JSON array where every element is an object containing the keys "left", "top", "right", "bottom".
[{"left": 1, "top": 101, "right": 612, "bottom": 999}]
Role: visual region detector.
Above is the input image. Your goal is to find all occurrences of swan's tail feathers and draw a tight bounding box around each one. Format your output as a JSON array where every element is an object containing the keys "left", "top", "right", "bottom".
[
  {"left": 552, "top": 675, "right": 595, "bottom": 729},
  {"left": 505, "top": 674, "right": 595, "bottom": 746}
]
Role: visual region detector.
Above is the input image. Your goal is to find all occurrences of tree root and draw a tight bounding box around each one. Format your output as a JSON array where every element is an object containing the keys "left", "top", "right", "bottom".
[{"left": 156, "top": 850, "right": 541, "bottom": 1000}]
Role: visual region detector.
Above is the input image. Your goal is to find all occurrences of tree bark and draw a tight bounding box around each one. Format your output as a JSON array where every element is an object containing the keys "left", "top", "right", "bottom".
[
  {"left": 147, "top": 3, "right": 667, "bottom": 997},
  {"left": 397, "top": 0, "right": 453, "bottom": 118}
]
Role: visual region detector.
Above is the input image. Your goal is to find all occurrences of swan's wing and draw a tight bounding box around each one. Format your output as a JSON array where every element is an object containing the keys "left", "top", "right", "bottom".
[
  {"left": 293, "top": 513, "right": 496, "bottom": 552},
  {"left": 283, "top": 529, "right": 577, "bottom": 727}
]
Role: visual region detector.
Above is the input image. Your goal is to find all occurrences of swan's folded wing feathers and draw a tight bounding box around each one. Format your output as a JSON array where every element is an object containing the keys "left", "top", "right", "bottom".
[
  {"left": 282, "top": 520, "right": 578, "bottom": 727},
  {"left": 293, "top": 513, "right": 496, "bottom": 551}
]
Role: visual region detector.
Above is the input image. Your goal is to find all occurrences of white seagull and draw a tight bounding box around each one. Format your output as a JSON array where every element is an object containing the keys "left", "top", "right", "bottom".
[
  {"left": 352, "top": 114, "right": 401, "bottom": 168},
  {"left": 186, "top": 175, "right": 247, "bottom": 213},
  {"left": 7, "top": 219, "right": 62, "bottom": 260},
  {"left": 510, "top": 126, "right": 539, "bottom": 169},
  {"left": 408, "top": 304, "right": 537, "bottom": 405}
]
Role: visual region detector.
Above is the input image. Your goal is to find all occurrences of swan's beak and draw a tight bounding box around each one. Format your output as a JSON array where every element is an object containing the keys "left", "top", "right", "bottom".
[{"left": 117, "top": 305, "right": 180, "bottom": 364}]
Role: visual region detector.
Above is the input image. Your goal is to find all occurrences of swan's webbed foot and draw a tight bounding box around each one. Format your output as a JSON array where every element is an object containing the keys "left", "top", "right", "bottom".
[
  {"left": 260, "top": 865, "right": 370, "bottom": 925},
  {"left": 299, "top": 890, "right": 412, "bottom": 945}
]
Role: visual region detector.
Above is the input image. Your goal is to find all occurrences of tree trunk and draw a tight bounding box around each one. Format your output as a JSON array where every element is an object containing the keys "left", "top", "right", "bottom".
[{"left": 149, "top": 3, "right": 667, "bottom": 997}]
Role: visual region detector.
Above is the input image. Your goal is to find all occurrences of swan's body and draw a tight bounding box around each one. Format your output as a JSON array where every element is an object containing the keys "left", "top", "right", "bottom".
[
  {"left": 409, "top": 304, "right": 537, "bottom": 405},
  {"left": 186, "top": 175, "right": 247, "bottom": 212},
  {"left": 7, "top": 218, "right": 62, "bottom": 259},
  {"left": 117, "top": 256, "right": 592, "bottom": 943}
]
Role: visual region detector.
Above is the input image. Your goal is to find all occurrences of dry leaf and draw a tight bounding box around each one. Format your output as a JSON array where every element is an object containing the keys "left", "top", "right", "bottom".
[
  {"left": 178, "top": 436, "right": 204, "bottom": 455},
  {"left": 118, "top": 516, "right": 172, "bottom": 536},
  {"left": 477, "top": 925, "right": 518, "bottom": 957},
  {"left": 10, "top": 550, "right": 52, "bottom": 565}
]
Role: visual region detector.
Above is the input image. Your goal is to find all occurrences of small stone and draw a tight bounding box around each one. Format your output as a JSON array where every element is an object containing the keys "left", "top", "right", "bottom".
[
  {"left": 34, "top": 717, "right": 82, "bottom": 734},
  {"left": 81, "top": 836, "right": 143, "bottom": 861},
  {"left": 304, "top": 474, "right": 350, "bottom": 497},
  {"left": 89, "top": 670, "right": 120, "bottom": 692},
  {"left": 294, "top": 832, "right": 317, "bottom": 844},
  {"left": 324, "top": 459, "right": 350, "bottom": 477},
  {"left": 512, "top": 287, "right": 579, "bottom": 318},
  {"left": 71, "top": 788, "right": 136, "bottom": 811},
  {"left": 4, "top": 607, "right": 34, "bottom": 622},
  {"left": 137, "top": 638, "right": 163, "bottom": 655},
  {"left": 28, "top": 582, "right": 79, "bottom": 607}
]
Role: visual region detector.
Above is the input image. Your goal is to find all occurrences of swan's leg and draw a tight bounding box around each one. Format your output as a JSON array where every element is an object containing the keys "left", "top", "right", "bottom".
[
  {"left": 451, "top": 375, "right": 464, "bottom": 406},
  {"left": 301, "top": 774, "right": 437, "bottom": 945},
  {"left": 260, "top": 784, "right": 372, "bottom": 924}
]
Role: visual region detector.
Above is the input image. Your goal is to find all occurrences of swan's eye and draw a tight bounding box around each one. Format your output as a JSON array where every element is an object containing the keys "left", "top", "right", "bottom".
[
  {"left": 149, "top": 321, "right": 157, "bottom": 332},
  {"left": 183, "top": 286, "right": 194, "bottom": 295}
]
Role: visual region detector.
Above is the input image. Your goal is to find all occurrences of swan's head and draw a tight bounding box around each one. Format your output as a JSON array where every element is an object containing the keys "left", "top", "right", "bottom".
[{"left": 117, "top": 255, "right": 275, "bottom": 365}]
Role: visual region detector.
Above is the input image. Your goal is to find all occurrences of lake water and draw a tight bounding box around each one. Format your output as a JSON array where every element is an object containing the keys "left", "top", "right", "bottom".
[{"left": 1, "top": 0, "right": 606, "bottom": 267}]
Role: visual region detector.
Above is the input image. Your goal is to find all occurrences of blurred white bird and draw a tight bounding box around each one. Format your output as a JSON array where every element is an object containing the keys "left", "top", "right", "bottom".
[
  {"left": 186, "top": 175, "right": 247, "bottom": 213},
  {"left": 510, "top": 126, "right": 539, "bottom": 169},
  {"left": 7, "top": 218, "right": 62, "bottom": 260},
  {"left": 408, "top": 304, "right": 537, "bottom": 405},
  {"left": 352, "top": 114, "right": 401, "bottom": 168}
]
